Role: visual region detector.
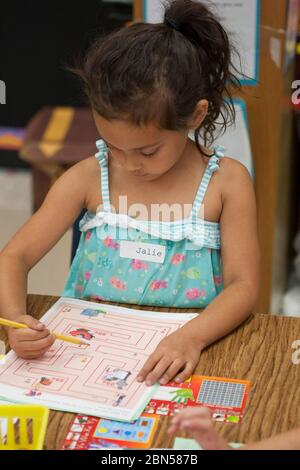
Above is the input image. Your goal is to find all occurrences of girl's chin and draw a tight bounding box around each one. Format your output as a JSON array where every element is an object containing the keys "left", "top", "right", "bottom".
[{"left": 130, "top": 172, "right": 160, "bottom": 181}]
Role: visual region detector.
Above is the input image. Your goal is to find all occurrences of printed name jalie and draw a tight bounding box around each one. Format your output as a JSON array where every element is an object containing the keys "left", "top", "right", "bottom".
[{"left": 136, "top": 246, "right": 162, "bottom": 257}]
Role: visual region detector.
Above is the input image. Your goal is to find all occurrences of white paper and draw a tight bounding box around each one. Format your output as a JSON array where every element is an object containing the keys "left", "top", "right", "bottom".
[{"left": 0, "top": 298, "right": 197, "bottom": 422}]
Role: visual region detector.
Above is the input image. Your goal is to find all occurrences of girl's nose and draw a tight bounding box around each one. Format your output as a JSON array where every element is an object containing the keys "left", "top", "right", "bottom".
[{"left": 124, "top": 155, "right": 143, "bottom": 172}]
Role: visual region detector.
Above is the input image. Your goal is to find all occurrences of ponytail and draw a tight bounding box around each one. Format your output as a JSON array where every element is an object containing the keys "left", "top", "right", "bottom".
[{"left": 163, "top": 0, "right": 241, "bottom": 148}]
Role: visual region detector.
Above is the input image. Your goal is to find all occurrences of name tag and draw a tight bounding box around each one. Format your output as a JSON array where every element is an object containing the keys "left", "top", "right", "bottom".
[{"left": 120, "top": 241, "right": 166, "bottom": 264}]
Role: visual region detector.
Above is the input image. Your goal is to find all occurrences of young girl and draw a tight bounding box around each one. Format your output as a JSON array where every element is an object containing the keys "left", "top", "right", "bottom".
[
  {"left": 168, "top": 408, "right": 300, "bottom": 450},
  {"left": 0, "top": 0, "right": 259, "bottom": 387}
]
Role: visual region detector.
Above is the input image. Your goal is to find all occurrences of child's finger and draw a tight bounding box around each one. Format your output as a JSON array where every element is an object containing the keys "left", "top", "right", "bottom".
[
  {"left": 179, "top": 416, "right": 213, "bottom": 433},
  {"left": 12, "top": 327, "right": 51, "bottom": 341},
  {"left": 137, "top": 351, "right": 163, "bottom": 383},
  {"left": 9, "top": 329, "right": 51, "bottom": 352},
  {"left": 170, "top": 414, "right": 189, "bottom": 428},
  {"left": 174, "top": 362, "right": 195, "bottom": 384},
  {"left": 167, "top": 424, "right": 180, "bottom": 435},
  {"left": 19, "top": 315, "right": 46, "bottom": 331},
  {"left": 169, "top": 412, "right": 209, "bottom": 436},
  {"left": 177, "top": 418, "right": 227, "bottom": 450},
  {"left": 158, "top": 358, "right": 185, "bottom": 385},
  {"left": 173, "top": 407, "right": 212, "bottom": 421},
  {"left": 170, "top": 415, "right": 181, "bottom": 425},
  {"left": 19, "top": 334, "right": 55, "bottom": 352},
  {"left": 19, "top": 346, "right": 54, "bottom": 360},
  {"left": 143, "top": 357, "right": 171, "bottom": 386}
]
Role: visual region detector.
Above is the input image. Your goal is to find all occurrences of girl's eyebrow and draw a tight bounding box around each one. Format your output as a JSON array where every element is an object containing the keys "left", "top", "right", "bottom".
[{"left": 104, "top": 139, "right": 162, "bottom": 151}]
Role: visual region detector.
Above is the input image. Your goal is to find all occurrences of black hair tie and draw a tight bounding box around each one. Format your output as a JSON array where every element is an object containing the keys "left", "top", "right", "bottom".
[{"left": 165, "top": 16, "right": 181, "bottom": 32}]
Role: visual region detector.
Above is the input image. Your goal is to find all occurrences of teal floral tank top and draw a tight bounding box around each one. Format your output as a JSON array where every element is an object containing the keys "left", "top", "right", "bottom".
[{"left": 63, "top": 140, "right": 224, "bottom": 308}]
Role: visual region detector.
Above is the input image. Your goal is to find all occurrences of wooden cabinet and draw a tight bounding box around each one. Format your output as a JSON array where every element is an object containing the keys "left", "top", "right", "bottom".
[{"left": 133, "top": 0, "right": 297, "bottom": 314}]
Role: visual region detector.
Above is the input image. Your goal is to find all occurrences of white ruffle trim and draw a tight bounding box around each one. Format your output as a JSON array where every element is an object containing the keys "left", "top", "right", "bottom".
[{"left": 80, "top": 211, "right": 221, "bottom": 249}]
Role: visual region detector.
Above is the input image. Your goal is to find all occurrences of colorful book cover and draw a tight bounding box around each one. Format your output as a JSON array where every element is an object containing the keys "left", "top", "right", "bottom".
[
  {"left": 145, "top": 375, "right": 250, "bottom": 423},
  {"left": 62, "top": 413, "right": 159, "bottom": 450}
]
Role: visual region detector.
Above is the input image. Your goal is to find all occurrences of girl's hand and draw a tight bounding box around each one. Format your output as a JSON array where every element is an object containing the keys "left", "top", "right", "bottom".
[
  {"left": 168, "top": 407, "right": 230, "bottom": 450},
  {"left": 137, "top": 329, "right": 203, "bottom": 386},
  {"left": 6, "top": 315, "right": 55, "bottom": 359}
]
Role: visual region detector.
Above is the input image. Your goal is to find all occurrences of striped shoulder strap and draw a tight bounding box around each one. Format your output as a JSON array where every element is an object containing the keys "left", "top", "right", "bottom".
[
  {"left": 95, "top": 139, "right": 111, "bottom": 212},
  {"left": 190, "top": 146, "right": 225, "bottom": 220}
]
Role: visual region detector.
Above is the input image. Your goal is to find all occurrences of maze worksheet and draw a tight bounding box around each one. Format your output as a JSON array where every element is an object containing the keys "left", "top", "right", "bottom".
[{"left": 0, "top": 298, "right": 196, "bottom": 421}]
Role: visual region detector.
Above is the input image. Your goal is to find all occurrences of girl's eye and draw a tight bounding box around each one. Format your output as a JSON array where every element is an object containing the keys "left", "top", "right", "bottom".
[{"left": 141, "top": 149, "right": 159, "bottom": 158}]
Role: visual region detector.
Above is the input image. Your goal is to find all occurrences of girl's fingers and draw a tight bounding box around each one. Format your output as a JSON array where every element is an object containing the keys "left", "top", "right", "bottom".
[
  {"left": 180, "top": 420, "right": 228, "bottom": 451},
  {"left": 167, "top": 424, "right": 180, "bottom": 435},
  {"left": 18, "top": 334, "right": 55, "bottom": 352},
  {"left": 168, "top": 408, "right": 215, "bottom": 446},
  {"left": 174, "top": 362, "right": 195, "bottom": 384},
  {"left": 19, "top": 346, "right": 54, "bottom": 360},
  {"left": 172, "top": 407, "right": 212, "bottom": 422},
  {"left": 180, "top": 418, "right": 209, "bottom": 430},
  {"left": 20, "top": 315, "right": 46, "bottom": 331},
  {"left": 137, "top": 352, "right": 163, "bottom": 383},
  {"left": 143, "top": 358, "right": 172, "bottom": 386},
  {"left": 159, "top": 359, "right": 185, "bottom": 385},
  {"left": 13, "top": 327, "right": 51, "bottom": 341}
]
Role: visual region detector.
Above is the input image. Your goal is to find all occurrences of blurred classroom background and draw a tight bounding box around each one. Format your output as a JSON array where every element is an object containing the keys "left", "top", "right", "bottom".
[{"left": 1, "top": 0, "right": 300, "bottom": 316}]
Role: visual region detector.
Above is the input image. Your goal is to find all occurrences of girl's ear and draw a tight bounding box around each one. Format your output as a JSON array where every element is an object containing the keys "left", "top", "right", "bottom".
[{"left": 188, "top": 100, "right": 209, "bottom": 129}]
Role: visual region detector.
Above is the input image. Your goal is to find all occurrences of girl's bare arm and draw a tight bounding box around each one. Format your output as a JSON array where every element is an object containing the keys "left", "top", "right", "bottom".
[
  {"left": 0, "top": 157, "right": 94, "bottom": 321},
  {"left": 179, "top": 158, "right": 260, "bottom": 349},
  {"left": 241, "top": 428, "right": 300, "bottom": 450},
  {"left": 138, "top": 158, "right": 261, "bottom": 385}
]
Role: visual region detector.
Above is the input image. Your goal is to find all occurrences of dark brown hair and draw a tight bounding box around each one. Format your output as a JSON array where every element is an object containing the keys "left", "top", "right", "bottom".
[{"left": 69, "top": 0, "right": 241, "bottom": 151}]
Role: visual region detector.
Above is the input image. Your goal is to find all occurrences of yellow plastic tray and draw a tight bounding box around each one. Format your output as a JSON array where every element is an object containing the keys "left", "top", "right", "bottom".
[{"left": 0, "top": 404, "right": 49, "bottom": 450}]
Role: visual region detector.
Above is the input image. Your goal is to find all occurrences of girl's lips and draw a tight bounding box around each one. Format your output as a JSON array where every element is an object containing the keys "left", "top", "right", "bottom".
[
  {"left": 131, "top": 171, "right": 150, "bottom": 177},
  {"left": 129, "top": 170, "right": 159, "bottom": 180}
]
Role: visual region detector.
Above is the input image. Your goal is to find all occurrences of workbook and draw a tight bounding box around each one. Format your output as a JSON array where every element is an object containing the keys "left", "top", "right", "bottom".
[{"left": 0, "top": 297, "right": 197, "bottom": 422}]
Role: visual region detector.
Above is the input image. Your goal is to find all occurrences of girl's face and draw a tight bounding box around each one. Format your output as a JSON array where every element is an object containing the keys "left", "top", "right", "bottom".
[{"left": 93, "top": 112, "right": 190, "bottom": 181}]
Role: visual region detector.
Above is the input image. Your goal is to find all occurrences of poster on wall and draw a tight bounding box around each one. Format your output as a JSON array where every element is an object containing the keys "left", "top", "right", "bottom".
[{"left": 144, "top": 0, "right": 260, "bottom": 86}]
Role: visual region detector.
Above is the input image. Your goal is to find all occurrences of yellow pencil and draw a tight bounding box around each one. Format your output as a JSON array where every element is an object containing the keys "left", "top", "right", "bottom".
[{"left": 0, "top": 318, "right": 90, "bottom": 346}]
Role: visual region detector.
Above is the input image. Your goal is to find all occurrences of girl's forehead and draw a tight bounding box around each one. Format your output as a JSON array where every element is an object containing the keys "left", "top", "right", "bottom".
[{"left": 93, "top": 112, "right": 169, "bottom": 149}]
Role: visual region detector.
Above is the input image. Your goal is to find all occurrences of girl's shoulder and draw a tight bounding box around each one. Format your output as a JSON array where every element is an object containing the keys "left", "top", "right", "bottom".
[
  {"left": 73, "top": 154, "right": 100, "bottom": 175},
  {"left": 61, "top": 156, "right": 102, "bottom": 212},
  {"left": 216, "top": 155, "right": 255, "bottom": 202},
  {"left": 217, "top": 155, "right": 252, "bottom": 179}
]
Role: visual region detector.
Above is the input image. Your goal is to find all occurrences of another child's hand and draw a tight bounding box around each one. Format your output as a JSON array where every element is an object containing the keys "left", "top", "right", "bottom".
[
  {"left": 6, "top": 315, "right": 55, "bottom": 359},
  {"left": 168, "top": 407, "right": 230, "bottom": 450},
  {"left": 137, "top": 329, "right": 202, "bottom": 386}
]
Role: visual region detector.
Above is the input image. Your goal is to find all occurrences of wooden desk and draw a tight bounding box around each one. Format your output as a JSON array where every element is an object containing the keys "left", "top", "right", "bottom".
[{"left": 1, "top": 294, "right": 300, "bottom": 449}]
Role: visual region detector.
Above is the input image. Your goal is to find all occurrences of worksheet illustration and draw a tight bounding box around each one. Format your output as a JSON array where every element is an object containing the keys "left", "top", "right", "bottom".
[{"left": 0, "top": 298, "right": 197, "bottom": 421}]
